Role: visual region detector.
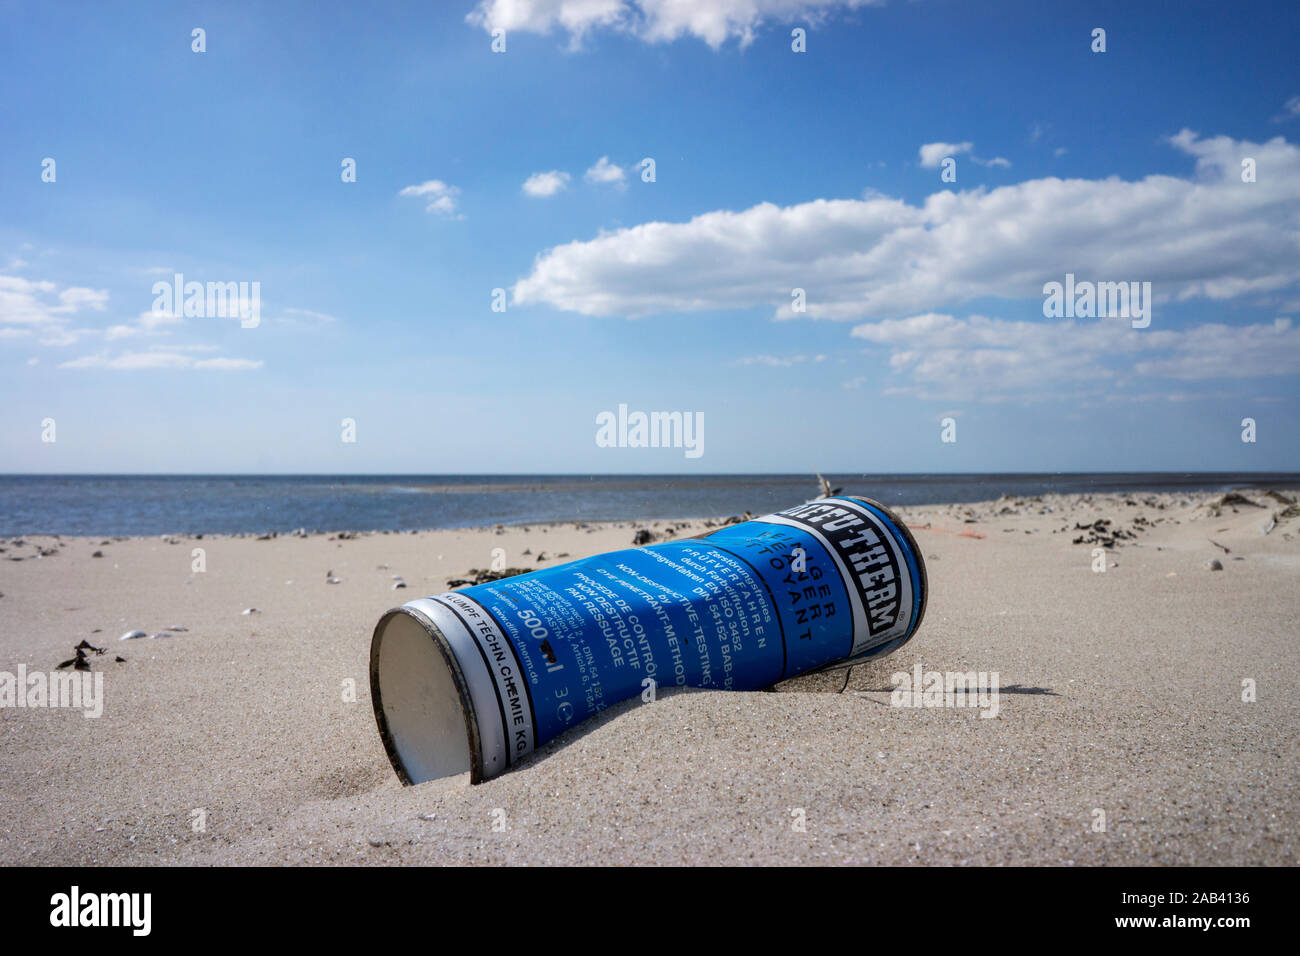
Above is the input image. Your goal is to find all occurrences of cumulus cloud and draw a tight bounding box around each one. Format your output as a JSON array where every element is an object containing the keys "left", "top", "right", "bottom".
[
  {"left": 467, "top": 0, "right": 885, "bottom": 49},
  {"left": 849, "top": 312, "right": 1300, "bottom": 401},
  {"left": 584, "top": 156, "right": 626, "bottom": 185},
  {"left": 512, "top": 131, "right": 1300, "bottom": 320},
  {"left": 523, "top": 170, "right": 572, "bottom": 197},
  {"left": 399, "top": 179, "right": 462, "bottom": 217}
]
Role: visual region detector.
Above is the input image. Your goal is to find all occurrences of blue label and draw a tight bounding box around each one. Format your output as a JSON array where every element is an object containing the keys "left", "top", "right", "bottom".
[{"left": 427, "top": 497, "right": 922, "bottom": 764}]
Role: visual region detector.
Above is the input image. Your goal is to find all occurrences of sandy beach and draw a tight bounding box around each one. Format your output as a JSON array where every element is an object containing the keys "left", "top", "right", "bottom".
[{"left": 1, "top": 490, "right": 1296, "bottom": 866}]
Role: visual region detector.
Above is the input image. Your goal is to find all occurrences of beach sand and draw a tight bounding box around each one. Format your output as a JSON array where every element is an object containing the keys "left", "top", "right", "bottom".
[{"left": 1, "top": 490, "right": 1297, "bottom": 866}]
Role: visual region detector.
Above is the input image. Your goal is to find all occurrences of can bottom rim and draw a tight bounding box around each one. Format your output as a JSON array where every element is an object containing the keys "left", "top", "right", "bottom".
[{"left": 370, "top": 607, "right": 482, "bottom": 785}]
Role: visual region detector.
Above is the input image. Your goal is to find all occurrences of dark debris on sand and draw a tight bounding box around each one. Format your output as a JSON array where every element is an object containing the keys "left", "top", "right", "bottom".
[
  {"left": 446, "top": 568, "right": 533, "bottom": 588},
  {"left": 56, "top": 639, "right": 125, "bottom": 671}
]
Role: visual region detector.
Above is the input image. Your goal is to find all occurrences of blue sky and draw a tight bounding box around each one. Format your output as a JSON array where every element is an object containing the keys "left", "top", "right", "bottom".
[{"left": 2, "top": 0, "right": 1298, "bottom": 473}]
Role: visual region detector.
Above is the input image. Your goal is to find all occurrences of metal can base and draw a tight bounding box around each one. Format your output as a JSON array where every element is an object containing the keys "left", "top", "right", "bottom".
[{"left": 370, "top": 609, "right": 480, "bottom": 785}]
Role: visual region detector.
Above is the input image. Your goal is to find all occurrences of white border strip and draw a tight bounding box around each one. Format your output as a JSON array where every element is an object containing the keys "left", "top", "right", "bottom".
[{"left": 406, "top": 596, "right": 509, "bottom": 779}]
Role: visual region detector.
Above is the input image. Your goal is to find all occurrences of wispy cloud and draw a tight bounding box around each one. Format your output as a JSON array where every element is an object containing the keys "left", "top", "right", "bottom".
[
  {"left": 59, "top": 349, "right": 262, "bottom": 371},
  {"left": 919, "top": 141, "right": 1008, "bottom": 168},
  {"left": 850, "top": 312, "right": 1300, "bottom": 401},
  {"left": 399, "top": 179, "right": 462, "bottom": 218},
  {"left": 276, "top": 307, "right": 338, "bottom": 327},
  {"left": 1, "top": 275, "right": 109, "bottom": 331},
  {"left": 733, "top": 353, "right": 826, "bottom": 366},
  {"left": 102, "top": 310, "right": 182, "bottom": 341},
  {"left": 1273, "top": 94, "right": 1300, "bottom": 123},
  {"left": 918, "top": 141, "right": 972, "bottom": 167}
]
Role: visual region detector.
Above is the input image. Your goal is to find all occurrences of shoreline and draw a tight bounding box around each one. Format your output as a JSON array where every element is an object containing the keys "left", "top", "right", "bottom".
[
  {"left": 5, "top": 486, "right": 1297, "bottom": 542},
  {"left": 5, "top": 474, "right": 1300, "bottom": 540}
]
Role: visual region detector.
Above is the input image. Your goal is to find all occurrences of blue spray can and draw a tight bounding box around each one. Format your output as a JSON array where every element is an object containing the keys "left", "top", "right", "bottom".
[{"left": 370, "top": 496, "right": 927, "bottom": 784}]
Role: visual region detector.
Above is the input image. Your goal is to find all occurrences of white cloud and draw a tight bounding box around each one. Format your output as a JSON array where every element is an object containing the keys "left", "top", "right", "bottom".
[
  {"left": 138, "top": 309, "right": 183, "bottom": 330},
  {"left": 920, "top": 141, "right": 1008, "bottom": 168},
  {"left": 102, "top": 310, "right": 182, "bottom": 340},
  {"left": 277, "top": 307, "right": 338, "bottom": 326},
  {"left": 399, "top": 179, "right": 462, "bottom": 218},
  {"left": 60, "top": 351, "right": 192, "bottom": 370},
  {"left": 734, "top": 353, "right": 826, "bottom": 366},
  {"left": 512, "top": 131, "right": 1300, "bottom": 321},
  {"left": 59, "top": 350, "right": 262, "bottom": 371},
  {"left": 919, "top": 141, "right": 972, "bottom": 167},
  {"left": 467, "top": 0, "right": 885, "bottom": 49},
  {"left": 193, "top": 357, "right": 264, "bottom": 370},
  {"left": 849, "top": 312, "right": 1300, "bottom": 401},
  {"left": 522, "top": 170, "right": 572, "bottom": 197},
  {"left": 0, "top": 275, "right": 108, "bottom": 329},
  {"left": 55, "top": 287, "right": 109, "bottom": 312},
  {"left": 38, "top": 327, "right": 101, "bottom": 347},
  {"left": 584, "top": 156, "right": 626, "bottom": 185}
]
